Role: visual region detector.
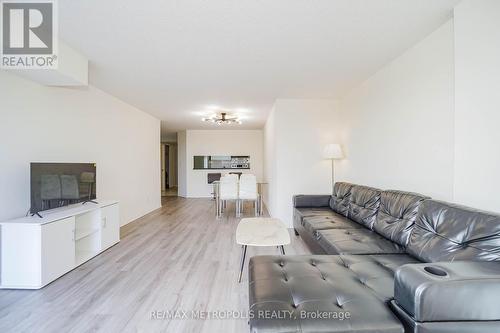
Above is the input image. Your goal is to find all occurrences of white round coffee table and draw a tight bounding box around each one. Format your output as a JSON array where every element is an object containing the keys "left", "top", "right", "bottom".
[{"left": 236, "top": 217, "right": 291, "bottom": 282}]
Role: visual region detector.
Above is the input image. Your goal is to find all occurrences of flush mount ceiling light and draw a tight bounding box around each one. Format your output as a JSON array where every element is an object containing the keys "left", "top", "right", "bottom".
[{"left": 202, "top": 112, "right": 242, "bottom": 125}]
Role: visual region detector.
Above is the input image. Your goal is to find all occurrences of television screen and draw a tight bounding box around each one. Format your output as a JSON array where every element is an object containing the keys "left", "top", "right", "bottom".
[{"left": 30, "top": 163, "right": 97, "bottom": 214}]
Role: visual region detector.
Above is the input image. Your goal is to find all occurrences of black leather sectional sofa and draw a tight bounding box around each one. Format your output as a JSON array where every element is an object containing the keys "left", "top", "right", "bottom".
[{"left": 248, "top": 182, "right": 500, "bottom": 333}]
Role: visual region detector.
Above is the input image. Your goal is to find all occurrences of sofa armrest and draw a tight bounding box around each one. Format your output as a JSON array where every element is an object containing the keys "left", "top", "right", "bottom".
[
  {"left": 293, "top": 195, "right": 331, "bottom": 208},
  {"left": 394, "top": 261, "right": 500, "bottom": 322}
]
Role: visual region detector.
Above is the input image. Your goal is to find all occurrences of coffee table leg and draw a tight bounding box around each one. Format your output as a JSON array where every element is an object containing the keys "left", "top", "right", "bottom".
[
  {"left": 280, "top": 245, "right": 285, "bottom": 255},
  {"left": 238, "top": 245, "right": 248, "bottom": 283}
]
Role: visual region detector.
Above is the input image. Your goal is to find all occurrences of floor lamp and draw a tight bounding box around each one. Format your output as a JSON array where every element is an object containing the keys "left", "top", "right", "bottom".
[{"left": 323, "top": 144, "right": 344, "bottom": 194}]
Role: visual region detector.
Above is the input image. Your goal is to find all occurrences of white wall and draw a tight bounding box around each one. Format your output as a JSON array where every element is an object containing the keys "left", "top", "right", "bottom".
[
  {"left": 337, "top": 21, "right": 455, "bottom": 200},
  {"left": 263, "top": 108, "right": 277, "bottom": 217},
  {"left": 0, "top": 71, "right": 161, "bottom": 225},
  {"left": 453, "top": 0, "right": 500, "bottom": 212},
  {"left": 181, "top": 130, "right": 263, "bottom": 198},
  {"left": 262, "top": 2, "right": 500, "bottom": 218},
  {"left": 264, "top": 99, "right": 340, "bottom": 227},
  {"left": 177, "top": 131, "right": 187, "bottom": 197},
  {"left": 168, "top": 144, "right": 178, "bottom": 187}
]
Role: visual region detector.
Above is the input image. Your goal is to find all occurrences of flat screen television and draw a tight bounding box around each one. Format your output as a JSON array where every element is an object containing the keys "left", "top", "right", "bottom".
[{"left": 30, "top": 163, "right": 97, "bottom": 214}]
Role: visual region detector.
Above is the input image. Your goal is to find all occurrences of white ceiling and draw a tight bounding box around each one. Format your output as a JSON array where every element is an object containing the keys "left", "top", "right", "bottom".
[{"left": 59, "top": 0, "right": 459, "bottom": 136}]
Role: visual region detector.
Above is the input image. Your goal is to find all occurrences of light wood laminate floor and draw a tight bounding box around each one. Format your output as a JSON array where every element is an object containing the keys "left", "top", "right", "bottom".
[{"left": 0, "top": 197, "right": 310, "bottom": 333}]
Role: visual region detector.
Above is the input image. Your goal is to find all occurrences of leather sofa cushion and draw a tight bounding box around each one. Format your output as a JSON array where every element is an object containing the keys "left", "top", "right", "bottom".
[
  {"left": 294, "top": 194, "right": 331, "bottom": 208},
  {"left": 373, "top": 190, "right": 429, "bottom": 247},
  {"left": 406, "top": 199, "right": 500, "bottom": 262},
  {"left": 390, "top": 299, "right": 500, "bottom": 333},
  {"left": 294, "top": 207, "right": 337, "bottom": 223},
  {"left": 302, "top": 214, "right": 362, "bottom": 236},
  {"left": 249, "top": 254, "right": 419, "bottom": 333},
  {"left": 317, "top": 228, "right": 405, "bottom": 255},
  {"left": 348, "top": 185, "right": 381, "bottom": 229},
  {"left": 329, "top": 182, "right": 354, "bottom": 217},
  {"left": 394, "top": 261, "right": 500, "bottom": 322}
]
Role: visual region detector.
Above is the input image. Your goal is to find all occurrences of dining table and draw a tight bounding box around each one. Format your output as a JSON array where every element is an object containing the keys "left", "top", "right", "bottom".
[{"left": 212, "top": 180, "right": 267, "bottom": 218}]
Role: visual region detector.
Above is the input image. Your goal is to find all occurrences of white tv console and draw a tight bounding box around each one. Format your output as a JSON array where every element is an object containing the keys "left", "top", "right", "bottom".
[{"left": 0, "top": 201, "right": 120, "bottom": 289}]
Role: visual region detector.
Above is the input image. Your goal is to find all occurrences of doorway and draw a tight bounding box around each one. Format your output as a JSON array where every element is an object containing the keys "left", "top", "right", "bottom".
[
  {"left": 161, "top": 142, "right": 178, "bottom": 197},
  {"left": 165, "top": 144, "right": 170, "bottom": 188}
]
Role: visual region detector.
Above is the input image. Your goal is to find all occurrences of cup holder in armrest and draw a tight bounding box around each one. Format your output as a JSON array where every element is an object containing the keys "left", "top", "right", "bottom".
[{"left": 424, "top": 266, "right": 448, "bottom": 277}]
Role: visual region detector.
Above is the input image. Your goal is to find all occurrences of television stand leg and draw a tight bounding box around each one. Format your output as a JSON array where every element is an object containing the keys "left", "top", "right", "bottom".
[
  {"left": 82, "top": 200, "right": 98, "bottom": 205},
  {"left": 31, "top": 212, "right": 43, "bottom": 218}
]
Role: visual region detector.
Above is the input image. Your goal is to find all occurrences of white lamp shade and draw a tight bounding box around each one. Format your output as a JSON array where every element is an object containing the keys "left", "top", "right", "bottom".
[{"left": 323, "top": 143, "right": 344, "bottom": 159}]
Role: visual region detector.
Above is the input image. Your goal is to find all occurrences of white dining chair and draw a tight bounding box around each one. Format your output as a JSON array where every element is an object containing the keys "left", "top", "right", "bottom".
[
  {"left": 238, "top": 174, "right": 259, "bottom": 216},
  {"left": 219, "top": 175, "right": 239, "bottom": 217}
]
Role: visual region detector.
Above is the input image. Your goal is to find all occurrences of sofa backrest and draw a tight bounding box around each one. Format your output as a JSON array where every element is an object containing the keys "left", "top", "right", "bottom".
[
  {"left": 406, "top": 199, "right": 500, "bottom": 262},
  {"left": 347, "top": 185, "right": 381, "bottom": 229},
  {"left": 373, "top": 190, "right": 429, "bottom": 246},
  {"left": 329, "top": 182, "right": 354, "bottom": 217}
]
